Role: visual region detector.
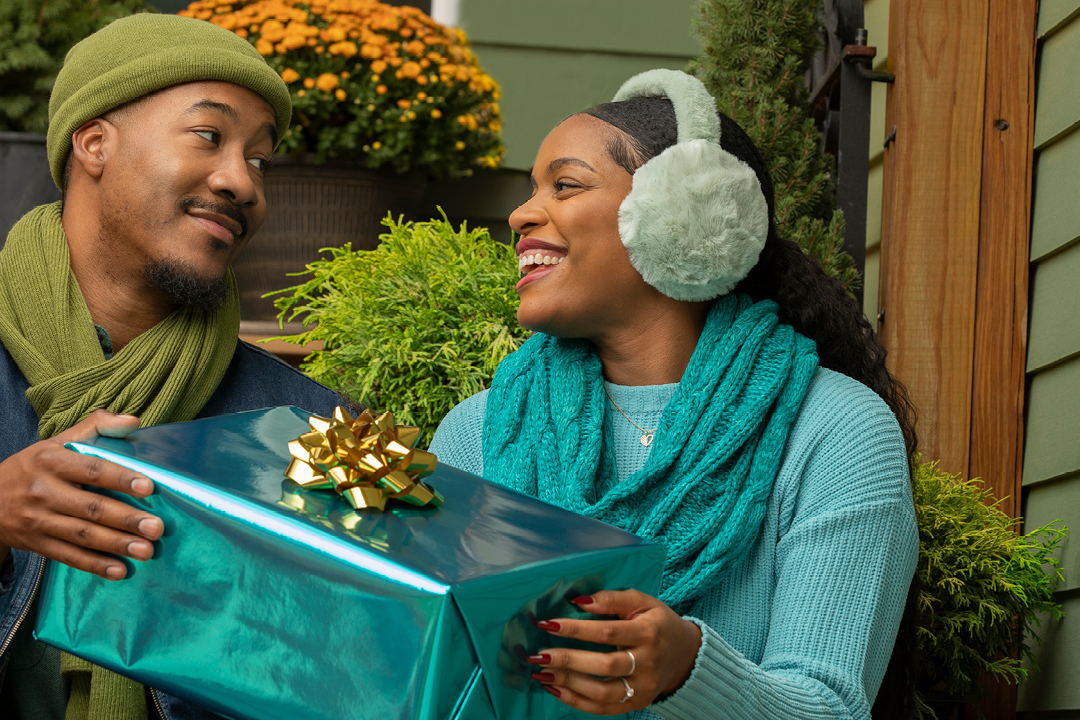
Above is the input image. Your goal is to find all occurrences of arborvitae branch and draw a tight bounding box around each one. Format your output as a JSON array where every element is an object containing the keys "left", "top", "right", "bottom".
[{"left": 690, "top": 0, "right": 859, "bottom": 292}]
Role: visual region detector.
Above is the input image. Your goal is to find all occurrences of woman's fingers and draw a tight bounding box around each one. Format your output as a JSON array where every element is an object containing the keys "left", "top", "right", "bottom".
[
  {"left": 571, "top": 588, "right": 657, "bottom": 619},
  {"left": 532, "top": 669, "right": 629, "bottom": 703},
  {"left": 537, "top": 615, "right": 654, "bottom": 648},
  {"left": 533, "top": 672, "right": 649, "bottom": 716},
  {"left": 530, "top": 589, "right": 703, "bottom": 709},
  {"left": 528, "top": 647, "right": 635, "bottom": 678}
]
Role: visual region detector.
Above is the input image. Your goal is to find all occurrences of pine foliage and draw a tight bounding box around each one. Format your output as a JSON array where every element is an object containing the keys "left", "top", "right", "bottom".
[
  {"left": 912, "top": 461, "right": 1065, "bottom": 716},
  {"left": 272, "top": 215, "right": 529, "bottom": 444},
  {"left": 690, "top": 0, "right": 859, "bottom": 292},
  {"left": 0, "top": 0, "right": 153, "bottom": 134}
]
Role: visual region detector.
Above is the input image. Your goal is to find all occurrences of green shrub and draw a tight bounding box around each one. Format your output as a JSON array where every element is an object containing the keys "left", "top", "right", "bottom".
[
  {"left": 690, "top": 0, "right": 858, "bottom": 292},
  {"left": 0, "top": 0, "right": 154, "bottom": 134},
  {"left": 272, "top": 214, "right": 528, "bottom": 444},
  {"left": 913, "top": 460, "right": 1065, "bottom": 715}
]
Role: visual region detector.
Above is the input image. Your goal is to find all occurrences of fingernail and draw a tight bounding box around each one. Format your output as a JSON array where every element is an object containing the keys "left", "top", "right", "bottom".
[
  {"left": 570, "top": 596, "right": 593, "bottom": 605},
  {"left": 137, "top": 518, "right": 160, "bottom": 536},
  {"left": 527, "top": 654, "right": 551, "bottom": 665},
  {"left": 105, "top": 565, "right": 125, "bottom": 580},
  {"left": 532, "top": 672, "right": 556, "bottom": 683},
  {"left": 543, "top": 686, "right": 562, "bottom": 698},
  {"left": 128, "top": 540, "right": 152, "bottom": 559},
  {"left": 117, "top": 414, "right": 139, "bottom": 419},
  {"left": 536, "top": 620, "right": 561, "bottom": 632},
  {"left": 131, "top": 477, "right": 153, "bottom": 495}
]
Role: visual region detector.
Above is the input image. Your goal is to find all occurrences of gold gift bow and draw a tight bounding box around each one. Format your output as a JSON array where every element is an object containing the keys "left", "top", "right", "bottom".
[{"left": 284, "top": 407, "right": 443, "bottom": 511}]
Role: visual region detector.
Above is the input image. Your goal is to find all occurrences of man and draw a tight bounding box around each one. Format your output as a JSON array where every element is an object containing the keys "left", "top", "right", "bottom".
[{"left": 0, "top": 13, "right": 347, "bottom": 719}]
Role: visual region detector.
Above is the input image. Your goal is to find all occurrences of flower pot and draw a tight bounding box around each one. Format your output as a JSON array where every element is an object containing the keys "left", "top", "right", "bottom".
[
  {"left": 231, "top": 155, "right": 424, "bottom": 321},
  {"left": 920, "top": 691, "right": 966, "bottom": 720},
  {"left": 0, "top": 133, "right": 62, "bottom": 246}
]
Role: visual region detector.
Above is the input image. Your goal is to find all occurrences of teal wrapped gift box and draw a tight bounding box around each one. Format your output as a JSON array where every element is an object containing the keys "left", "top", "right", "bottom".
[{"left": 34, "top": 406, "right": 665, "bottom": 720}]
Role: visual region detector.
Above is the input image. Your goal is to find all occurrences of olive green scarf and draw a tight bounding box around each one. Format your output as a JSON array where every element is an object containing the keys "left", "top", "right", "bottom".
[{"left": 0, "top": 202, "right": 241, "bottom": 720}]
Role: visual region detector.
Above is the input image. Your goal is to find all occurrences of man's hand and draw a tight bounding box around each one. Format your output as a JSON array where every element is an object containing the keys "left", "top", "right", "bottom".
[{"left": 0, "top": 410, "right": 164, "bottom": 580}]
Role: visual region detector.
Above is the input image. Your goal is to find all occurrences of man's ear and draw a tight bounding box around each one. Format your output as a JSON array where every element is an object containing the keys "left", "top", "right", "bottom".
[{"left": 69, "top": 118, "right": 116, "bottom": 181}]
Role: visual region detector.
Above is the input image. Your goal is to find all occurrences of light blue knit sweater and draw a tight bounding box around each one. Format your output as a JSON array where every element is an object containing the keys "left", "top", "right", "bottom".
[{"left": 429, "top": 368, "right": 918, "bottom": 720}]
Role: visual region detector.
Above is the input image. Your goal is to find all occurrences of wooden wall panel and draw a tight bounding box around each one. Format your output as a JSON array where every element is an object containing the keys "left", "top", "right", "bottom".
[{"left": 880, "top": 0, "right": 989, "bottom": 477}]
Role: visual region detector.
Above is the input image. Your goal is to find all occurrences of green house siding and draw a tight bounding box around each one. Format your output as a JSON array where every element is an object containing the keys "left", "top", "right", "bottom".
[
  {"left": 1027, "top": 242, "right": 1080, "bottom": 373},
  {"left": 462, "top": 46, "right": 689, "bottom": 170},
  {"left": 423, "top": 1, "right": 698, "bottom": 238},
  {"left": 459, "top": 0, "right": 700, "bottom": 171},
  {"left": 1030, "top": 124, "right": 1080, "bottom": 260},
  {"left": 863, "top": 0, "right": 889, "bottom": 322},
  {"left": 1018, "top": 6, "right": 1080, "bottom": 713},
  {"left": 1035, "top": 11, "right": 1080, "bottom": 148}
]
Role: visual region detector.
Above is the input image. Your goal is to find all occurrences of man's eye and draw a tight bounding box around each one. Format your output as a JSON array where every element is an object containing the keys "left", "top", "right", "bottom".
[
  {"left": 195, "top": 130, "right": 220, "bottom": 144},
  {"left": 247, "top": 157, "right": 269, "bottom": 172}
]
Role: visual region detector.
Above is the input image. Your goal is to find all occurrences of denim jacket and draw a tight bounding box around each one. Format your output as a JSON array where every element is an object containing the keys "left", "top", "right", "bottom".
[{"left": 0, "top": 339, "right": 346, "bottom": 719}]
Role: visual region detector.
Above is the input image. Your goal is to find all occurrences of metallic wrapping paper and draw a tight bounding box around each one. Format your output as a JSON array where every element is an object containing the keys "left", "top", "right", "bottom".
[{"left": 34, "top": 406, "right": 666, "bottom": 720}]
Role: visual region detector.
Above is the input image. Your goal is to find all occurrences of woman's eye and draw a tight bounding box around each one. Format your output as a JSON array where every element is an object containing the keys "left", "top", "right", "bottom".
[
  {"left": 554, "top": 180, "right": 579, "bottom": 193},
  {"left": 195, "top": 130, "right": 220, "bottom": 144}
]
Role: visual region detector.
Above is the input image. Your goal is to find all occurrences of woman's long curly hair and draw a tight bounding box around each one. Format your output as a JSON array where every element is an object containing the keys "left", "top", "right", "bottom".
[{"left": 583, "top": 97, "right": 919, "bottom": 719}]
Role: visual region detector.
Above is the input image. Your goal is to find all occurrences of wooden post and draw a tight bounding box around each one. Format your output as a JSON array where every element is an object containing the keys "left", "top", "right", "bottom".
[
  {"left": 966, "top": 4, "right": 1039, "bottom": 718},
  {"left": 880, "top": 0, "right": 990, "bottom": 478},
  {"left": 880, "top": 1, "right": 1038, "bottom": 718},
  {"left": 968, "top": 0, "right": 1037, "bottom": 521}
]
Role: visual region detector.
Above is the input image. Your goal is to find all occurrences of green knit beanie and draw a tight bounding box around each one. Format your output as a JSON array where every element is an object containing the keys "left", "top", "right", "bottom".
[{"left": 47, "top": 13, "right": 292, "bottom": 189}]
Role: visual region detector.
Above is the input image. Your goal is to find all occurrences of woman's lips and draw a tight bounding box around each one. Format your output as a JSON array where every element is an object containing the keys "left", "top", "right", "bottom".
[
  {"left": 514, "top": 237, "right": 567, "bottom": 292},
  {"left": 515, "top": 262, "right": 558, "bottom": 291}
]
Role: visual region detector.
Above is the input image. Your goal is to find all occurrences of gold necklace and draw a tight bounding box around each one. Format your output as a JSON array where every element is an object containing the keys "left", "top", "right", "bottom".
[{"left": 604, "top": 386, "right": 658, "bottom": 447}]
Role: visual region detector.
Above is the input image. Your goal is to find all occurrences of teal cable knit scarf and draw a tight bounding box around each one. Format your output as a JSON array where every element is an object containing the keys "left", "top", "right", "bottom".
[{"left": 482, "top": 294, "right": 820, "bottom": 613}]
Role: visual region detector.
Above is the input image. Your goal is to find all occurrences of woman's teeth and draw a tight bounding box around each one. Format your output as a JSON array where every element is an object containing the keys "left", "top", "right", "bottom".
[{"left": 518, "top": 253, "right": 564, "bottom": 272}]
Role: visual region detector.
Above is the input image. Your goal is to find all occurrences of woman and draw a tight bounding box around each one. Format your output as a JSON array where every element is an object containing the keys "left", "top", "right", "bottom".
[{"left": 429, "top": 69, "right": 918, "bottom": 720}]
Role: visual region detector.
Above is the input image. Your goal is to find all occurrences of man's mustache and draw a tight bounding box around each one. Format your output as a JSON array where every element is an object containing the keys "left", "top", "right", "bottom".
[{"left": 179, "top": 196, "right": 249, "bottom": 240}]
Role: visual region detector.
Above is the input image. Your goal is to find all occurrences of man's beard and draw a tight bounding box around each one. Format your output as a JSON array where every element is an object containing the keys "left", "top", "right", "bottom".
[{"left": 144, "top": 258, "right": 227, "bottom": 310}]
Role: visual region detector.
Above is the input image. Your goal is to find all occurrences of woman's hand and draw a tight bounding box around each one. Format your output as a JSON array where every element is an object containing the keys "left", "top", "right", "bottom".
[{"left": 527, "top": 589, "right": 702, "bottom": 715}]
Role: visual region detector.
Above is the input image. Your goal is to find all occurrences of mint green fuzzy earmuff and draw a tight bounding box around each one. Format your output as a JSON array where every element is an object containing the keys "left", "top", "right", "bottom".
[{"left": 613, "top": 70, "right": 769, "bottom": 302}]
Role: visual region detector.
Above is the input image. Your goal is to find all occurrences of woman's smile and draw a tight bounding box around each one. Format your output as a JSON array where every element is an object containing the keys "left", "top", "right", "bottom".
[{"left": 515, "top": 237, "right": 567, "bottom": 290}]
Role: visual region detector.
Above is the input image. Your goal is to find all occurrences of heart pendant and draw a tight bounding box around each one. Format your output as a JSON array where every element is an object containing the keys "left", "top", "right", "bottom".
[{"left": 640, "top": 434, "right": 654, "bottom": 447}]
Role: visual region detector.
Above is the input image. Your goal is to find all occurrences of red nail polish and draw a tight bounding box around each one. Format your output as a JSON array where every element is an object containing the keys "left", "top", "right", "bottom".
[
  {"left": 570, "top": 596, "right": 594, "bottom": 605},
  {"left": 543, "top": 686, "right": 562, "bottom": 698},
  {"left": 527, "top": 654, "right": 552, "bottom": 665},
  {"left": 531, "top": 672, "right": 556, "bottom": 683},
  {"left": 536, "top": 620, "right": 561, "bottom": 632}
]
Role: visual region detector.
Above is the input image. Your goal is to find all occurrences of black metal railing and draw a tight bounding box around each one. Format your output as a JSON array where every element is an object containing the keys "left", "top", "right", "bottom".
[{"left": 807, "top": 0, "right": 894, "bottom": 309}]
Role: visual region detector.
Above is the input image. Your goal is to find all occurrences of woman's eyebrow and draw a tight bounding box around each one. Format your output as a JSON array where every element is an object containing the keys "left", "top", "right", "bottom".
[{"left": 546, "top": 157, "right": 597, "bottom": 175}]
